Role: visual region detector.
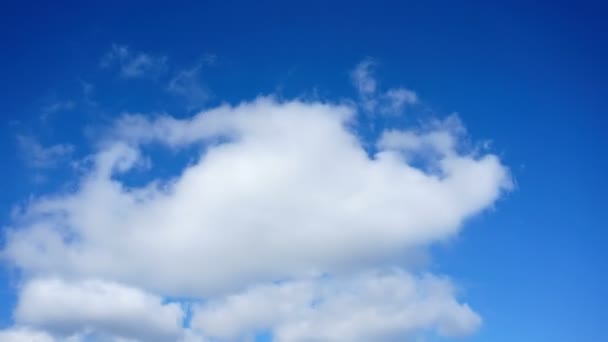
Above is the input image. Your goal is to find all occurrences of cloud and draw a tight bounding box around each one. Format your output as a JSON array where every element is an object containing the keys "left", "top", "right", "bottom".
[
  {"left": 13, "top": 278, "right": 185, "bottom": 341},
  {"left": 2, "top": 271, "right": 482, "bottom": 342},
  {"left": 382, "top": 88, "right": 418, "bottom": 114},
  {"left": 2, "top": 69, "right": 511, "bottom": 341},
  {"left": 101, "top": 44, "right": 167, "bottom": 79},
  {"left": 41, "top": 100, "right": 75, "bottom": 116},
  {"left": 351, "top": 58, "right": 418, "bottom": 114},
  {"left": 351, "top": 58, "right": 378, "bottom": 97},
  {"left": 5, "top": 98, "right": 509, "bottom": 297},
  {"left": 16, "top": 135, "right": 74, "bottom": 169},
  {"left": 167, "top": 62, "right": 212, "bottom": 109},
  {"left": 0, "top": 327, "right": 56, "bottom": 342},
  {"left": 378, "top": 114, "right": 466, "bottom": 160},
  {"left": 191, "top": 270, "right": 480, "bottom": 341}
]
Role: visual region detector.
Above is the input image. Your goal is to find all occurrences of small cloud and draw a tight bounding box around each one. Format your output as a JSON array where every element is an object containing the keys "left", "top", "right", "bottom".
[
  {"left": 41, "top": 100, "right": 75, "bottom": 116},
  {"left": 201, "top": 53, "right": 218, "bottom": 66},
  {"left": 16, "top": 135, "right": 74, "bottom": 169},
  {"left": 100, "top": 44, "right": 129, "bottom": 66},
  {"left": 167, "top": 61, "right": 213, "bottom": 109},
  {"left": 382, "top": 87, "right": 418, "bottom": 113},
  {"left": 351, "top": 58, "right": 418, "bottom": 115},
  {"left": 80, "top": 80, "right": 94, "bottom": 98},
  {"left": 351, "top": 58, "right": 377, "bottom": 96},
  {"left": 101, "top": 44, "right": 167, "bottom": 79}
]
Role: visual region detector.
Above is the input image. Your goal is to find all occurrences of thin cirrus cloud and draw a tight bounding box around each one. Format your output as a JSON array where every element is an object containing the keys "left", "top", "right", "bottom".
[
  {"left": 16, "top": 135, "right": 74, "bottom": 169},
  {"left": 40, "top": 100, "right": 75, "bottom": 117},
  {"left": 167, "top": 58, "right": 215, "bottom": 110},
  {"left": 101, "top": 43, "right": 213, "bottom": 108},
  {"left": 0, "top": 57, "right": 512, "bottom": 341},
  {"left": 100, "top": 44, "right": 168, "bottom": 79}
]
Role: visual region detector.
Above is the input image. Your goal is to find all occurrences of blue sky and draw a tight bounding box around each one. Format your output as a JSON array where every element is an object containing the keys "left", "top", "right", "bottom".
[{"left": 0, "top": 1, "right": 606, "bottom": 341}]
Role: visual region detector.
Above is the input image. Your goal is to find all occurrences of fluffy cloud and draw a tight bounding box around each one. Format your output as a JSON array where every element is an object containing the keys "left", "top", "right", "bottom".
[
  {"left": 3, "top": 86, "right": 510, "bottom": 339},
  {"left": 5, "top": 98, "right": 510, "bottom": 297},
  {"left": 0, "top": 327, "right": 56, "bottom": 342},
  {"left": 13, "top": 278, "right": 184, "bottom": 341},
  {"left": 192, "top": 270, "right": 481, "bottom": 342}
]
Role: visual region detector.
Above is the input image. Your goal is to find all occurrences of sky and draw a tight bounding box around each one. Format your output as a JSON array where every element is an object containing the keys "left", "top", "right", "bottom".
[{"left": 0, "top": 1, "right": 606, "bottom": 341}]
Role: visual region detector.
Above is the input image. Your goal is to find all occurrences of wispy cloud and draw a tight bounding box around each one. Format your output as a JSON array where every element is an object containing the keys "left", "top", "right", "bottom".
[
  {"left": 40, "top": 100, "right": 75, "bottom": 118},
  {"left": 80, "top": 79, "right": 94, "bottom": 98},
  {"left": 382, "top": 87, "right": 418, "bottom": 114},
  {"left": 16, "top": 135, "right": 74, "bottom": 169},
  {"left": 351, "top": 58, "right": 418, "bottom": 114},
  {"left": 167, "top": 61, "right": 212, "bottom": 110},
  {"left": 78, "top": 79, "right": 98, "bottom": 107},
  {"left": 351, "top": 58, "right": 378, "bottom": 97},
  {"left": 101, "top": 44, "right": 167, "bottom": 79},
  {"left": 165, "top": 54, "right": 216, "bottom": 109}
]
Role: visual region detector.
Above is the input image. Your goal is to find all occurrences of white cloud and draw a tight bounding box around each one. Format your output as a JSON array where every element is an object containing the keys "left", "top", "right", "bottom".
[
  {"left": 378, "top": 114, "right": 466, "bottom": 160},
  {"left": 5, "top": 97, "right": 510, "bottom": 299},
  {"left": 16, "top": 135, "right": 74, "bottom": 169},
  {"left": 351, "top": 59, "right": 418, "bottom": 114},
  {"left": 191, "top": 270, "right": 481, "bottom": 342},
  {"left": 3, "top": 67, "right": 511, "bottom": 340},
  {"left": 13, "top": 278, "right": 185, "bottom": 342},
  {"left": 0, "top": 327, "right": 203, "bottom": 342},
  {"left": 0, "top": 327, "right": 56, "bottom": 342},
  {"left": 101, "top": 44, "right": 167, "bottom": 79}
]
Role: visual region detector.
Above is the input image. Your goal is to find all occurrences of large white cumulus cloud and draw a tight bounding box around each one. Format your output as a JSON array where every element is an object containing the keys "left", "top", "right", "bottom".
[{"left": 2, "top": 96, "right": 511, "bottom": 341}]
